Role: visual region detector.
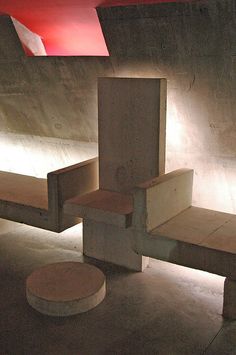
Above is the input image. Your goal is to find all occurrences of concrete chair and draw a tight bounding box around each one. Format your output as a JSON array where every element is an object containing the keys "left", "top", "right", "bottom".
[
  {"left": 64, "top": 79, "right": 236, "bottom": 319},
  {"left": 65, "top": 77, "right": 236, "bottom": 319},
  {"left": 65, "top": 77, "right": 167, "bottom": 270}
]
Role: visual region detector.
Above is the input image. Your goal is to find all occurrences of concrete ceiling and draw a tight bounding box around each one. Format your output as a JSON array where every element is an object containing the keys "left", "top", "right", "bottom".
[{"left": 0, "top": 0, "right": 192, "bottom": 55}]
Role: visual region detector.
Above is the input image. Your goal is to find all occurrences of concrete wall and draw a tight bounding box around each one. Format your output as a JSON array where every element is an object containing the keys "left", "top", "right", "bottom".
[
  {"left": 0, "top": 16, "right": 110, "bottom": 142},
  {"left": 0, "top": 1, "right": 236, "bottom": 212},
  {"left": 0, "top": 133, "right": 97, "bottom": 178},
  {"left": 98, "top": 0, "right": 236, "bottom": 213},
  {"left": 0, "top": 16, "right": 102, "bottom": 176}
]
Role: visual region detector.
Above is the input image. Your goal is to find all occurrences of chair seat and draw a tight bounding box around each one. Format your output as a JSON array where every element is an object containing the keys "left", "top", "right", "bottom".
[{"left": 64, "top": 189, "right": 133, "bottom": 228}]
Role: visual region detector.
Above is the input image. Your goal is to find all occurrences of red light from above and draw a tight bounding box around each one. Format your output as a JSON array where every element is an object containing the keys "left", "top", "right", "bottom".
[{"left": 0, "top": 0, "right": 193, "bottom": 56}]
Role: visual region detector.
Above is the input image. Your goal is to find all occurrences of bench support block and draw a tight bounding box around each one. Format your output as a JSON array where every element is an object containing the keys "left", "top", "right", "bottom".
[
  {"left": 223, "top": 278, "right": 236, "bottom": 319},
  {"left": 83, "top": 219, "right": 149, "bottom": 271}
]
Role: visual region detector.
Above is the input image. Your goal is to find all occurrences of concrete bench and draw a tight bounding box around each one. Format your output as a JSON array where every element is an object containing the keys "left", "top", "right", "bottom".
[
  {"left": 63, "top": 78, "right": 236, "bottom": 318},
  {"left": 66, "top": 167, "right": 236, "bottom": 318},
  {"left": 132, "top": 168, "right": 236, "bottom": 319},
  {"left": 0, "top": 158, "right": 98, "bottom": 232}
]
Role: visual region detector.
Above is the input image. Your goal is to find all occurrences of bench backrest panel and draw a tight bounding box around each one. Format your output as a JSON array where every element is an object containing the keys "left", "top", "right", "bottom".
[{"left": 98, "top": 78, "right": 167, "bottom": 193}]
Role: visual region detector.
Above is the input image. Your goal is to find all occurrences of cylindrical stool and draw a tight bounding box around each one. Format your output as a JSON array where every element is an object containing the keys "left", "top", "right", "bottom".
[{"left": 26, "top": 262, "right": 106, "bottom": 316}]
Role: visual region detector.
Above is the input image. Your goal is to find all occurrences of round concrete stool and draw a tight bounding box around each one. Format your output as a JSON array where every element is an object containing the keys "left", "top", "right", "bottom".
[{"left": 26, "top": 262, "right": 106, "bottom": 316}]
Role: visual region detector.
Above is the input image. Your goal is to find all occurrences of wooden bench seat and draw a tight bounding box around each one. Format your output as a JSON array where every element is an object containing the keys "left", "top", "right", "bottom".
[
  {"left": 0, "top": 158, "right": 98, "bottom": 232},
  {"left": 64, "top": 189, "right": 133, "bottom": 228},
  {"left": 151, "top": 206, "right": 236, "bottom": 251},
  {"left": 0, "top": 171, "right": 48, "bottom": 210},
  {"left": 150, "top": 206, "right": 236, "bottom": 279},
  {"left": 131, "top": 169, "right": 236, "bottom": 318}
]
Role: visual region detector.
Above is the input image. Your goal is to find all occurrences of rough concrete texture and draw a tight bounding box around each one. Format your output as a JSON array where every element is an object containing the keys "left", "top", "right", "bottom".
[
  {"left": 98, "top": 78, "right": 166, "bottom": 192},
  {"left": 0, "top": 16, "right": 109, "bottom": 142},
  {"left": 83, "top": 219, "right": 148, "bottom": 271},
  {"left": 0, "top": 133, "right": 98, "bottom": 178},
  {"left": 98, "top": 0, "right": 236, "bottom": 214},
  {"left": 223, "top": 278, "right": 236, "bottom": 319},
  {"left": 0, "top": 0, "right": 236, "bottom": 214},
  {"left": 0, "top": 217, "right": 233, "bottom": 354}
]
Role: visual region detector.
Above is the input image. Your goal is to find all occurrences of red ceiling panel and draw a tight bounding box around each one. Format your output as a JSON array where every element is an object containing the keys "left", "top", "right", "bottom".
[{"left": 0, "top": 0, "right": 194, "bottom": 55}]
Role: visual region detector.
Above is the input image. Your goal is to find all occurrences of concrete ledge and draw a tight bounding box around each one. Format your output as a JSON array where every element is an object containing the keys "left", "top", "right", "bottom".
[{"left": 0, "top": 199, "right": 49, "bottom": 230}]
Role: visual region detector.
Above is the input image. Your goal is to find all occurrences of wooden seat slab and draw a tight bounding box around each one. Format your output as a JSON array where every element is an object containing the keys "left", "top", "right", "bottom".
[
  {"left": 0, "top": 158, "right": 98, "bottom": 232},
  {"left": 64, "top": 189, "right": 133, "bottom": 228},
  {"left": 0, "top": 171, "right": 48, "bottom": 210},
  {"left": 150, "top": 206, "right": 236, "bottom": 279}
]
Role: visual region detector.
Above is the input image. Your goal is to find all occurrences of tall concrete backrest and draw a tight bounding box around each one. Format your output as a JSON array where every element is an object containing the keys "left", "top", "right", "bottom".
[
  {"left": 64, "top": 78, "right": 167, "bottom": 271},
  {"left": 98, "top": 78, "right": 166, "bottom": 193}
]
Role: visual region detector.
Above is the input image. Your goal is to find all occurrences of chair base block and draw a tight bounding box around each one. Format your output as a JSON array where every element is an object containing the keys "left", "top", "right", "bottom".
[{"left": 83, "top": 219, "right": 149, "bottom": 272}]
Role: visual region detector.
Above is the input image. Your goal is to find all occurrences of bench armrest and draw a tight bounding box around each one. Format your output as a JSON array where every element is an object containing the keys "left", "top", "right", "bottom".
[
  {"left": 47, "top": 157, "right": 99, "bottom": 231},
  {"left": 48, "top": 157, "right": 99, "bottom": 207},
  {"left": 132, "top": 169, "right": 193, "bottom": 232}
]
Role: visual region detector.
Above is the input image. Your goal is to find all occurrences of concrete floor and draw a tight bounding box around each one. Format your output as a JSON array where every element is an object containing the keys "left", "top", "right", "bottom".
[{"left": 0, "top": 218, "right": 235, "bottom": 355}]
